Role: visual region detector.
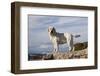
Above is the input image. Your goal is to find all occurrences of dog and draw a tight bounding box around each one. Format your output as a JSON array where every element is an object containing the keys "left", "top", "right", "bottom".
[{"left": 48, "top": 26, "right": 80, "bottom": 52}]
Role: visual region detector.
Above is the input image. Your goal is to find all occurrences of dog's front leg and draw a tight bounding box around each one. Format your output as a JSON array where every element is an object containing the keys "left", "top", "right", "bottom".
[{"left": 53, "top": 43, "right": 58, "bottom": 52}]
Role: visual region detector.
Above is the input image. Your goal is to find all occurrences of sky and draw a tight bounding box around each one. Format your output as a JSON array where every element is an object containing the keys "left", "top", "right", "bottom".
[{"left": 28, "top": 15, "right": 88, "bottom": 54}]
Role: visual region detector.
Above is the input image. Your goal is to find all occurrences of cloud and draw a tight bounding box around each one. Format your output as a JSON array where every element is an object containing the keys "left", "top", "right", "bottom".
[
  {"left": 28, "top": 15, "right": 59, "bottom": 30},
  {"left": 28, "top": 15, "right": 88, "bottom": 32}
]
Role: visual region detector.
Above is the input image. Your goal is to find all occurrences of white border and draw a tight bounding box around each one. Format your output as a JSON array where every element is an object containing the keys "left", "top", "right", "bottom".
[{"left": 20, "top": 7, "right": 95, "bottom": 70}]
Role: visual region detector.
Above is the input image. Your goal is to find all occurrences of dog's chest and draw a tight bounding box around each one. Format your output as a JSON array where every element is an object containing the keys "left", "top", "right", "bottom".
[{"left": 51, "top": 33, "right": 67, "bottom": 44}]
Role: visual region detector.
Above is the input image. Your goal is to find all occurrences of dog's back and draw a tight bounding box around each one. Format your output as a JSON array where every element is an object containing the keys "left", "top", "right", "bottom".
[{"left": 56, "top": 32, "right": 67, "bottom": 44}]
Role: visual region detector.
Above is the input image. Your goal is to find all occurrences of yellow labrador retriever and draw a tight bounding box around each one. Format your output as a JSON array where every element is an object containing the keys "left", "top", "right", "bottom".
[{"left": 48, "top": 26, "right": 80, "bottom": 52}]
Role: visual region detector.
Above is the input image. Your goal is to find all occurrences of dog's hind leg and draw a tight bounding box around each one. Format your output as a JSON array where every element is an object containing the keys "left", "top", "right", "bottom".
[
  {"left": 69, "top": 45, "right": 74, "bottom": 52},
  {"left": 67, "top": 35, "right": 74, "bottom": 52}
]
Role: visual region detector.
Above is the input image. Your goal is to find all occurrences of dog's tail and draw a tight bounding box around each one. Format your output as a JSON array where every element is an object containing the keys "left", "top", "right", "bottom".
[{"left": 73, "top": 34, "right": 81, "bottom": 38}]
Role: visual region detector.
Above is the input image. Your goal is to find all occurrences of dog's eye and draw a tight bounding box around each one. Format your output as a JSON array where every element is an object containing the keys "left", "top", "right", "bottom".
[{"left": 51, "top": 30, "right": 53, "bottom": 33}]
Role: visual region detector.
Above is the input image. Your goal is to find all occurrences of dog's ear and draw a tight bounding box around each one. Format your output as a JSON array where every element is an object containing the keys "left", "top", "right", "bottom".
[
  {"left": 52, "top": 27, "right": 56, "bottom": 33},
  {"left": 51, "top": 27, "right": 56, "bottom": 35},
  {"left": 52, "top": 27, "right": 56, "bottom": 32},
  {"left": 48, "top": 27, "right": 51, "bottom": 32},
  {"left": 48, "top": 26, "right": 52, "bottom": 32}
]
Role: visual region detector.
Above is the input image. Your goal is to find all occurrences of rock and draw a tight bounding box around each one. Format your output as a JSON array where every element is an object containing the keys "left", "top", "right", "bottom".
[
  {"left": 80, "top": 55, "right": 87, "bottom": 58},
  {"left": 51, "top": 48, "right": 88, "bottom": 59},
  {"left": 42, "top": 54, "right": 54, "bottom": 60},
  {"left": 68, "top": 53, "right": 73, "bottom": 59},
  {"left": 74, "top": 42, "right": 88, "bottom": 51},
  {"left": 74, "top": 53, "right": 80, "bottom": 58}
]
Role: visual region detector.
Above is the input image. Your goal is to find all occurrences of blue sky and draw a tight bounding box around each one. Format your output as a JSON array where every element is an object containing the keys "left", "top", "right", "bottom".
[{"left": 28, "top": 15, "right": 88, "bottom": 54}]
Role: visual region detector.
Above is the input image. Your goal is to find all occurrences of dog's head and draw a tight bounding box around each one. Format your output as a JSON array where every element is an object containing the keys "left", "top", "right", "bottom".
[{"left": 48, "top": 26, "right": 56, "bottom": 36}]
